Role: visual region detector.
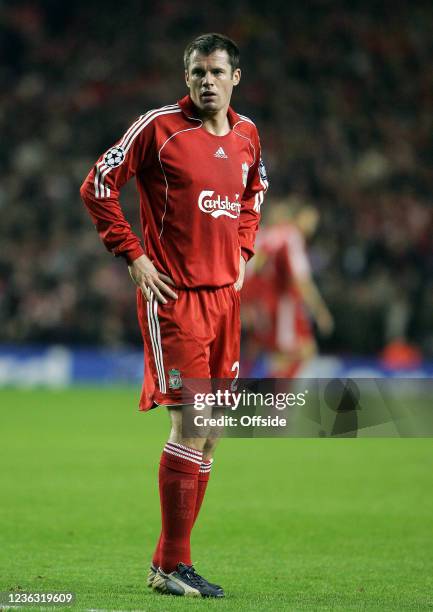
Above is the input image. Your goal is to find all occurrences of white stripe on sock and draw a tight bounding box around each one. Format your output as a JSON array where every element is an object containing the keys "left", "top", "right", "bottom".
[
  {"left": 164, "top": 442, "right": 203, "bottom": 465},
  {"left": 165, "top": 442, "right": 202, "bottom": 458},
  {"left": 164, "top": 447, "right": 202, "bottom": 465},
  {"left": 199, "top": 459, "right": 214, "bottom": 473}
]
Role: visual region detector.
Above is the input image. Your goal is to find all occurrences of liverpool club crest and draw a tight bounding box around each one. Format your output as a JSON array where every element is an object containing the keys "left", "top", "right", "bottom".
[{"left": 168, "top": 368, "right": 182, "bottom": 390}]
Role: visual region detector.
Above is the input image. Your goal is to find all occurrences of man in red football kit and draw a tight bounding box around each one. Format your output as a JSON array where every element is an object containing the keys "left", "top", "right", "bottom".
[
  {"left": 242, "top": 199, "right": 332, "bottom": 377},
  {"left": 80, "top": 33, "right": 268, "bottom": 597}
]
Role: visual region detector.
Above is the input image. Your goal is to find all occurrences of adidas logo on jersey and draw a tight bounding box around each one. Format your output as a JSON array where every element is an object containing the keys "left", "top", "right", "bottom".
[{"left": 214, "top": 147, "right": 228, "bottom": 159}]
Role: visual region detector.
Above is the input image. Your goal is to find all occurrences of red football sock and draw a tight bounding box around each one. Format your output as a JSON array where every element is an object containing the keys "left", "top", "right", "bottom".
[
  {"left": 152, "top": 457, "right": 214, "bottom": 568},
  {"left": 194, "top": 459, "right": 213, "bottom": 521},
  {"left": 157, "top": 442, "right": 202, "bottom": 574}
]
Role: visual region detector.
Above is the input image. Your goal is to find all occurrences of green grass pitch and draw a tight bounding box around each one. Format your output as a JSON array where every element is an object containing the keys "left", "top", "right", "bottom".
[{"left": 1, "top": 387, "right": 433, "bottom": 611}]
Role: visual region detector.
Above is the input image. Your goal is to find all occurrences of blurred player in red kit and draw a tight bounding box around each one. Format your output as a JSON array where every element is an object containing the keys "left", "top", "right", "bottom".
[
  {"left": 80, "top": 33, "right": 268, "bottom": 597},
  {"left": 242, "top": 197, "right": 332, "bottom": 378}
]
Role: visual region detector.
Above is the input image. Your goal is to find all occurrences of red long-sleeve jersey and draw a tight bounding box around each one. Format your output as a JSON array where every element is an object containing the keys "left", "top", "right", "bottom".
[{"left": 80, "top": 95, "right": 268, "bottom": 288}]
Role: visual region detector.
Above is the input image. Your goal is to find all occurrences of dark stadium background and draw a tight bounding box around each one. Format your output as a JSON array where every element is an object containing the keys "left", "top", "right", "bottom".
[
  {"left": 1, "top": 0, "right": 432, "bottom": 361},
  {"left": 2, "top": 3, "right": 433, "bottom": 610}
]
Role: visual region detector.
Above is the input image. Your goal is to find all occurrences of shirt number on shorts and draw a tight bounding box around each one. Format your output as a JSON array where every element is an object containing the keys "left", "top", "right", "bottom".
[{"left": 231, "top": 361, "right": 240, "bottom": 391}]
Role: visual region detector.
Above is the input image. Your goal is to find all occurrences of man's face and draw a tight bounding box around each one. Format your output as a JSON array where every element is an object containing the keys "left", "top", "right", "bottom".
[{"left": 185, "top": 49, "right": 241, "bottom": 114}]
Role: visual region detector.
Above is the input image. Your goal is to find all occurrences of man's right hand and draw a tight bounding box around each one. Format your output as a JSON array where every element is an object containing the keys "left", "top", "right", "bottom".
[{"left": 128, "top": 254, "right": 178, "bottom": 304}]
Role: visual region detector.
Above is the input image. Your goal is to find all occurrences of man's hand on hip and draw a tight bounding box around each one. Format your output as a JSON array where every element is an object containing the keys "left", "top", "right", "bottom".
[
  {"left": 234, "top": 253, "right": 247, "bottom": 292},
  {"left": 128, "top": 254, "right": 178, "bottom": 304}
]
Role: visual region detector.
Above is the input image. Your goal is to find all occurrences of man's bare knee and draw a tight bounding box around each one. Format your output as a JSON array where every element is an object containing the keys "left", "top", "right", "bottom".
[
  {"left": 201, "top": 406, "right": 224, "bottom": 459},
  {"left": 168, "top": 404, "right": 212, "bottom": 451}
]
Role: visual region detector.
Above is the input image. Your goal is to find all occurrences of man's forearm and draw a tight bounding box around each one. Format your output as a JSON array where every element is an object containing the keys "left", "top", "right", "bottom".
[{"left": 80, "top": 179, "right": 144, "bottom": 262}]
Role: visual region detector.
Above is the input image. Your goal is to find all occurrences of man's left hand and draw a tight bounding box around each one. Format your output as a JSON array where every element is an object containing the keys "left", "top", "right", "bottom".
[{"left": 234, "top": 254, "right": 247, "bottom": 292}]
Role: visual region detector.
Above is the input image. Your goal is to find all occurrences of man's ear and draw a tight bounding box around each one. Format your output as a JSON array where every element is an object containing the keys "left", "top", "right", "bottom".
[
  {"left": 232, "top": 68, "right": 241, "bottom": 87},
  {"left": 185, "top": 70, "right": 190, "bottom": 88}
]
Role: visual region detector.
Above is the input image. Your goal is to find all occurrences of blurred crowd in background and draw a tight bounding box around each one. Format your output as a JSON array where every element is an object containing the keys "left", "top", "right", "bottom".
[{"left": 1, "top": 0, "right": 432, "bottom": 357}]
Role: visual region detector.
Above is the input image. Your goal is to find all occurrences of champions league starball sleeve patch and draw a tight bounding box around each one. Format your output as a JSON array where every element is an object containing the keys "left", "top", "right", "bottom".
[{"left": 103, "top": 146, "right": 125, "bottom": 168}]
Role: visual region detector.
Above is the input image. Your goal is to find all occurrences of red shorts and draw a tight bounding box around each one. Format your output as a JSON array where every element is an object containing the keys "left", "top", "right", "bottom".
[{"left": 137, "top": 285, "right": 241, "bottom": 410}]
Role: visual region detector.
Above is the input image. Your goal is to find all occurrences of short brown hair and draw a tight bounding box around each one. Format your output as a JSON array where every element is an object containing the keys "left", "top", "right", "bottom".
[{"left": 184, "top": 33, "right": 240, "bottom": 73}]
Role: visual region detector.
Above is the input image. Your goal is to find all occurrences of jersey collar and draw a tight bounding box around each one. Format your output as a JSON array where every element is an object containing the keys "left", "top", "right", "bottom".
[{"left": 177, "top": 94, "right": 241, "bottom": 127}]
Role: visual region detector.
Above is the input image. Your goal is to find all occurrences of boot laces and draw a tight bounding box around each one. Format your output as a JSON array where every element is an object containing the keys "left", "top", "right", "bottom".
[{"left": 180, "top": 565, "right": 208, "bottom": 588}]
